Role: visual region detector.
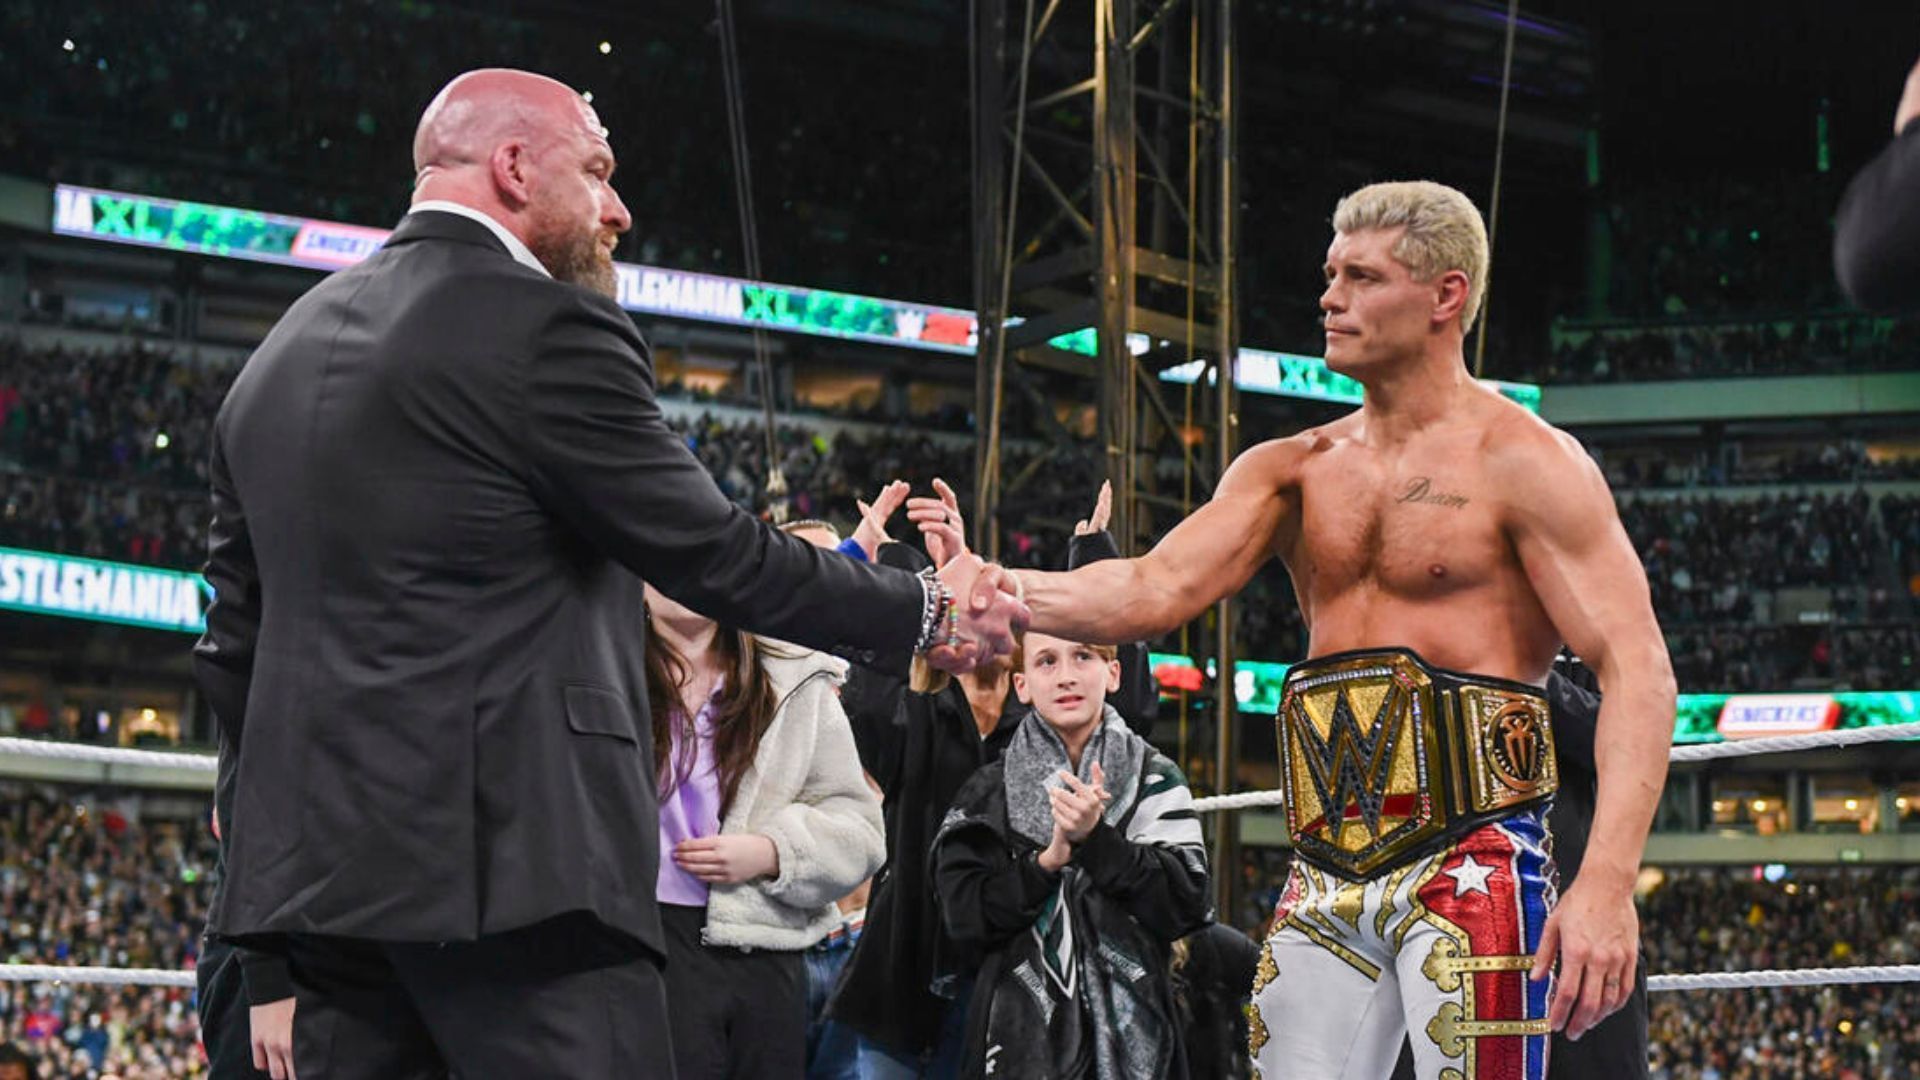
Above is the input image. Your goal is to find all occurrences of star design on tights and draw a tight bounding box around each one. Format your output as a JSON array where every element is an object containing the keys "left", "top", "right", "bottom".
[{"left": 1444, "top": 854, "right": 1496, "bottom": 898}]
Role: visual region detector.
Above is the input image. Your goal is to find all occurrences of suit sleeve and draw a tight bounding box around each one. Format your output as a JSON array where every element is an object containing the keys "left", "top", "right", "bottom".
[
  {"left": 239, "top": 949, "right": 295, "bottom": 1006},
  {"left": 1067, "top": 530, "right": 1159, "bottom": 739},
  {"left": 519, "top": 293, "right": 924, "bottom": 665},
  {"left": 1835, "top": 122, "right": 1920, "bottom": 312},
  {"left": 193, "top": 431, "right": 260, "bottom": 763}
]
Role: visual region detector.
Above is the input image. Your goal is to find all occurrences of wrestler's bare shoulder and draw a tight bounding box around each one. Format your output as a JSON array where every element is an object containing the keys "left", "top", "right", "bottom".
[
  {"left": 1468, "top": 388, "right": 1608, "bottom": 509},
  {"left": 1473, "top": 392, "right": 1585, "bottom": 464},
  {"left": 1218, "top": 428, "right": 1336, "bottom": 495}
]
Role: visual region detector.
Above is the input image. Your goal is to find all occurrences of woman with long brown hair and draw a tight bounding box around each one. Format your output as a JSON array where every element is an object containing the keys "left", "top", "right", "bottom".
[{"left": 644, "top": 583, "right": 885, "bottom": 1078}]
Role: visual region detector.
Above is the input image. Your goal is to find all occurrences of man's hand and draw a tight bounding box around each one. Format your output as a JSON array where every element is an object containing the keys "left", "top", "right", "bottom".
[
  {"left": 1048, "top": 765, "right": 1110, "bottom": 843},
  {"left": 250, "top": 997, "right": 297, "bottom": 1080},
  {"left": 1074, "top": 480, "right": 1113, "bottom": 537},
  {"left": 925, "top": 554, "right": 1028, "bottom": 674},
  {"left": 907, "top": 478, "right": 968, "bottom": 568},
  {"left": 852, "top": 480, "right": 911, "bottom": 560},
  {"left": 1897, "top": 53, "right": 1920, "bottom": 135},
  {"left": 1530, "top": 876, "right": 1639, "bottom": 1041},
  {"left": 673, "top": 834, "right": 780, "bottom": 884}
]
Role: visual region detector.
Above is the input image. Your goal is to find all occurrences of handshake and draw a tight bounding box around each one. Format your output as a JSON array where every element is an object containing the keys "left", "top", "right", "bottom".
[{"left": 850, "top": 477, "right": 1035, "bottom": 676}]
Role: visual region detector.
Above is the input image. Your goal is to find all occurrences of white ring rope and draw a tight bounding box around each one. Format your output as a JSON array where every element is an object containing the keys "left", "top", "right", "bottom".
[
  {"left": 1, "top": 720, "right": 1914, "bottom": 813},
  {"left": 0, "top": 731, "right": 1910, "bottom": 998},
  {"left": 0, "top": 736, "right": 217, "bottom": 772},
  {"left": 1666, "top": 720, "right": 1920, "bottom": 763},
  {"left": 0, "top": 964, "right": 196, "bottom": 988},
  {"left": 1647, "top": 965, "right": 1920, "bottom": 993},
  {"left": 1190, "top": 787, "right": 1288, "bottom": 812},
  {"left": 1190, "top": 719, "right": 1920, "bottom": 813},
  {"left": 0, "top": 960, "right": 1912, "bottom": 995}
]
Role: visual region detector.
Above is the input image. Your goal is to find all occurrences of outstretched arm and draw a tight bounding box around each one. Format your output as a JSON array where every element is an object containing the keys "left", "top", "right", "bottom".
[
  {"left": 1009, "top": 438, "right": 1305, "bottom": 645},
  {"left": 1501, "top": 426, "right": 1675, "bottom": 1041}
]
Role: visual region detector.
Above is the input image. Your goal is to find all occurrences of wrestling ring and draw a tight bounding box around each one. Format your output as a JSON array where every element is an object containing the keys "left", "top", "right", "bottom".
[{"left": 4, "top": 725, "right": 1917, "bottom": 999}]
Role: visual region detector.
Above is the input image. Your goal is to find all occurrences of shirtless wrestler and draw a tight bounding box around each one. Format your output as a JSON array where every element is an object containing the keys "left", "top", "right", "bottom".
[{"left": 930, "top": 181, "right": 1676, "bottom": 1079}]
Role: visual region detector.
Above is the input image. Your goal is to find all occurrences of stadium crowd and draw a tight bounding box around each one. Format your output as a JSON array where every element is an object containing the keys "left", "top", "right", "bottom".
[
  {"left": 1, "top": 786, "right": 1918, "bottom": 1076},
  {"left": 0, "top": 337, "right": 1914, "bottom": 687},
  {"left": 0, "top": 792, "right": 211, "bottom": 1077},
  {"left": 1598, "top": 176, "right": 1847, "bottom": 321},
  {"left": 1599, "top": 441, "right": 1920, "bottom": 490},
  {"left": 0, "top": 0, "right": 973, "bottom": 310},
  {"left": 1533, "top": 318, "right": 1920, "bottom": 384},
  {"left": 1642, "top": 868, "right": 1920, "bottom": 1080}
]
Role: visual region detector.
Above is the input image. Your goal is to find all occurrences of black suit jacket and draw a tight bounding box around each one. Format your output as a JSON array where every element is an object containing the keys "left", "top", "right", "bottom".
[
  {"left": 1835, "top": 120, "right": 1920, "bottom": 312},
  {"left": 195, "top": 210, "right": 924, "bottom": 958}
]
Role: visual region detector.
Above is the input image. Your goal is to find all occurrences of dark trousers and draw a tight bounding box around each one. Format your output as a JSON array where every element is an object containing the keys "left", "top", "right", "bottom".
[
  {"left": 279, "top": 914, "right": 673, "bottom": 1079},
  {"left": 196, "top": 936, "right": 271, "bottom": 1079},
  {"left": 660, "top": 903, "right": 805, "bottom": 1080}
]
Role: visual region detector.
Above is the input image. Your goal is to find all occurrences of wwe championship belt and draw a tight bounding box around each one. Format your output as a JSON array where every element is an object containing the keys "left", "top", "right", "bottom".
[{"left": 1276, "top": 647, "right": 1557, "bottom": 880}]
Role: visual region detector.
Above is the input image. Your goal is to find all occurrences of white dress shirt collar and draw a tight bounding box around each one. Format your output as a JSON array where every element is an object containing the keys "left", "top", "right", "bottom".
[{"left": 407, "top": 200, "right": 551, "bottom": 278}]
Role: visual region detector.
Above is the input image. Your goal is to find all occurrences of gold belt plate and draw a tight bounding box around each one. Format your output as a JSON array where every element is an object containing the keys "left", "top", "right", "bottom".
[
  {"left": 1277, "top": 653, "right": 1450, "bottom": 879},
  {"left": 1457, "top": 685, "right": 1558, "bottom": 814}
]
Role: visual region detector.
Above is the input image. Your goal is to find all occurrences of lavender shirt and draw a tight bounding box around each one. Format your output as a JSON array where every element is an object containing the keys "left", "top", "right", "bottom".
[{"left": 656, "top": 685, "right": 724, "bottom": 907}]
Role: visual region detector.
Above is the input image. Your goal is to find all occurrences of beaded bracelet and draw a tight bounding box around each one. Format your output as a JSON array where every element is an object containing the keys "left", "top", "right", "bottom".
[
  {"left": 943, "top": 589, "right": 962, "bottom": 649},
  {"left": 913, "top": 568, "right": 956, "bottom": 654}
]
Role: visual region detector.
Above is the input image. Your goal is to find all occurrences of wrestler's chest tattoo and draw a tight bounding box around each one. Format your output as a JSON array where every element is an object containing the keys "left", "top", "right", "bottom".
[{"left": 1394, "top": 476, "right": 1470, "bottom": 510}]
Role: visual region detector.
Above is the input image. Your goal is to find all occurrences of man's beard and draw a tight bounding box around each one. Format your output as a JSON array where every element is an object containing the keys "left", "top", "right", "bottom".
[{"left": 529, "top": 224, "right": 618, "bottom": 299}]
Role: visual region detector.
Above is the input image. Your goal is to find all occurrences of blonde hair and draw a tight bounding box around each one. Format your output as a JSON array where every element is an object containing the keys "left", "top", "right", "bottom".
[
  {"left": 906, "top": 634, "right": 1116, "bottom": 696},
  {"left": 1011, "top": 634, "right": 1117, "bottom": 673},
  {"left": 1332, "top": 180, "right": 1489, "bottom": 332},
  {"left": 778, "top": 519, "right": 842, "bottom": 543}
]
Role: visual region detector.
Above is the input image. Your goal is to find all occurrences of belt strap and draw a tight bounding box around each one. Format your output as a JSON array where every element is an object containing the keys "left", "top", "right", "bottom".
[{"left": 1276, "top": 647, "right": 1557, "bottom": 880}]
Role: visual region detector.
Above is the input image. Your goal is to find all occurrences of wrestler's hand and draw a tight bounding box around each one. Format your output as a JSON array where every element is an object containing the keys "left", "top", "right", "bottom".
[
  {"left": 1074, "top": 480, "right": 1113, "bottom": 536},
  {"left": 1049, "top": 765, "right": 1110, "bottom": 843},
  {"left": 673, "top": 834, "right": 780, "bottom": 884},
  {"left": 1897, "top": 53, "right": 1920, "bottom": 135},
  {"left": 250, "top": 996, "right": 297, "bottom": 1080},
  {"left": 852, "top": 480, "right": 911, "bottom": 560},
  {"left": 907, "top": 478, "right": 968, "bottom": 568},
  {"left": 1531, "top": 876, "right": 1638, "bottom": 1041},
  {"left": 927, "top": 555, "right": 1029, "bottom": 674}
]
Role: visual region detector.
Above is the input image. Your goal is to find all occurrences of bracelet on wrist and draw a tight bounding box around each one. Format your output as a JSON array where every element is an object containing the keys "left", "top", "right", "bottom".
[{"left": 913, "top": 568, "right": 957, "bottom": 654}]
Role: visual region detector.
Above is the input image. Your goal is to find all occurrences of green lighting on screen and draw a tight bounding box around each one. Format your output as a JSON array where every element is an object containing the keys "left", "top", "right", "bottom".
[
  {"left": 0, "top": 546, "right": 209, "bottom": 634},
  {"left": 48, "top": 183, "right": 1544, "bottom": 410}
]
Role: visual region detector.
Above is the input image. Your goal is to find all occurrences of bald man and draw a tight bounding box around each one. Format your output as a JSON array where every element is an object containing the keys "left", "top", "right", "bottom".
[{"left": 195, "top": 69, "right": 1027, "bottom": 1078}]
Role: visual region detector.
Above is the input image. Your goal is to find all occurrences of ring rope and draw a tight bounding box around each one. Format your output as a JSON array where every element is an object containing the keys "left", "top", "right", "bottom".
[
  {"left": 2, "top": 961, "right": 1913, "bottom": 994},
  {"left": 0, "top": 736, "right": 218, "bottom": 772},
  {"left": 1667, "top": 721, "right": 1920, "bottom": 763},
  {"left": 1646, "top": 965, "right": 1920, "bottom": 993},
  {"left": 0, "top": 964, "right": 197, "bottom": 988},
  {"left": 0, "top": 735, "right": 1910, "bottom": 996},
  {"left": 2, "top": 721, "right": 1915, "bottom": 803}
]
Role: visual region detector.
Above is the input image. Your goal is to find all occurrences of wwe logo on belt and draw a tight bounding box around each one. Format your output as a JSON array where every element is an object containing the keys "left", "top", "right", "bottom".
[{"left": 1298, "top": 684, "right": 1406, "bottom": 839}]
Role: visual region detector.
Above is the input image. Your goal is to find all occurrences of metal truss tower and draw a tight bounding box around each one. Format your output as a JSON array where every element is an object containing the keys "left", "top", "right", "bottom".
[{"left": 970, "top": 0, "right": 1243, "bottom": 915}]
